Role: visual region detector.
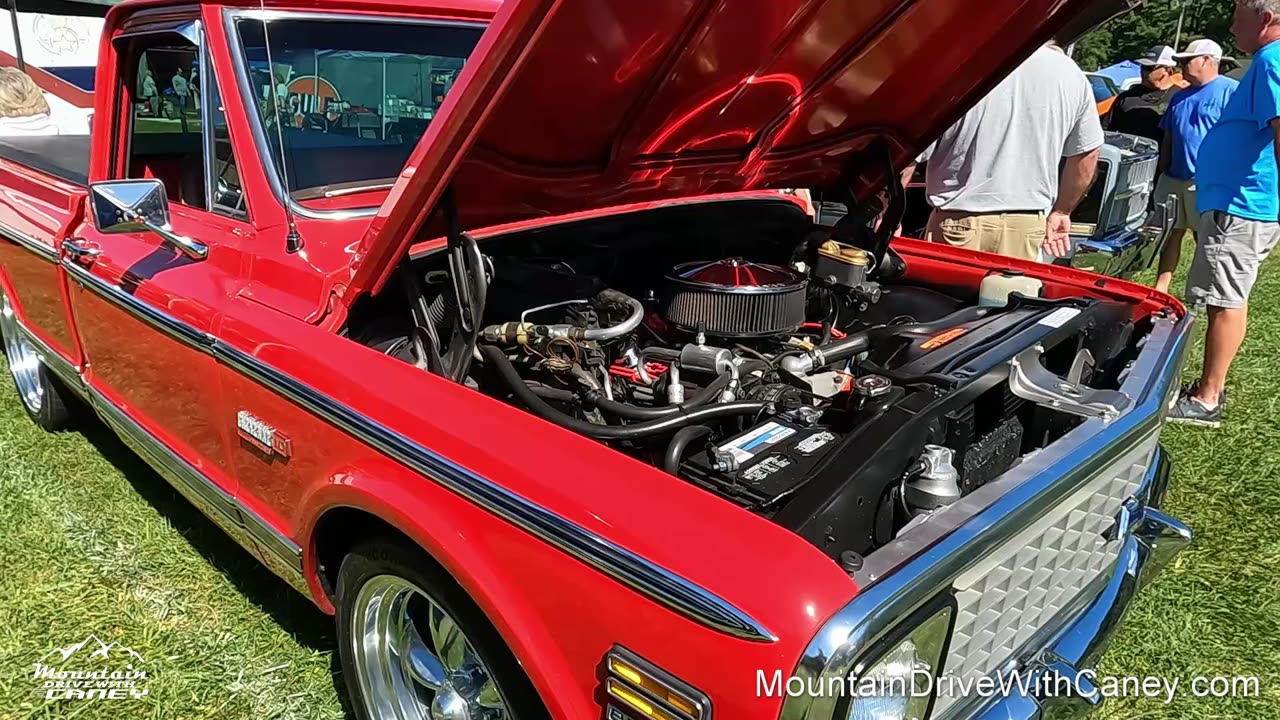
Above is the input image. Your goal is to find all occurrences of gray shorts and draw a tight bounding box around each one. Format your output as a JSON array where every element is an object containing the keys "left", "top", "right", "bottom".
[{"left": 1186, "top": 210, "right": 1280, "bottom": 309}]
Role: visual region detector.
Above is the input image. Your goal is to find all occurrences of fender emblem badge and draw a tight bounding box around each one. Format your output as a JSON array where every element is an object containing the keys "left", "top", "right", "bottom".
[{"left": 237, "top": 410, "right": 292, "bottom": 458}]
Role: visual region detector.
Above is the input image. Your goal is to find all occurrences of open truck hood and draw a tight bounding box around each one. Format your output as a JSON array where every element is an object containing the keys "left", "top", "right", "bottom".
[{"left": 348, "top": 0, "right": 1139, "bottom": 298}]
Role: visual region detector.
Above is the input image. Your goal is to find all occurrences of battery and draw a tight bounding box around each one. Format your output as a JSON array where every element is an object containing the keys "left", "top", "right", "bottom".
[{"left": 679, "top": 420, "right": 842, "bottom": 509}]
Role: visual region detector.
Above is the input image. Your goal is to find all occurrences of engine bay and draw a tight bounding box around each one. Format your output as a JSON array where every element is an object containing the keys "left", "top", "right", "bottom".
[{"left": 348, "top": 197, "right": 1149, "bottom": 561}]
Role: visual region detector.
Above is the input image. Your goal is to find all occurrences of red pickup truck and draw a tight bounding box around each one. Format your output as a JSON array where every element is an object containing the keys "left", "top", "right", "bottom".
[{"left": 0, "top": 1, "right": 1192, "bottom": 719}]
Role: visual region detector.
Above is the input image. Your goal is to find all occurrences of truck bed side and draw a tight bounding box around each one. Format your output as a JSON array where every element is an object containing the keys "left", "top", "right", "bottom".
[{"left": 0, "top": 143, "right": 89, "bottom": 364}]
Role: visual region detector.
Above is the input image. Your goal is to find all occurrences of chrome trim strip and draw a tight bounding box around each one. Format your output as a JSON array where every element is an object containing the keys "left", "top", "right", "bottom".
[
  {"left": 88, "top": 385, "right": 304, "bottom": 576},
  {"left": 216, "top": 339, "right": 776, "bottom": 643},
  {"left": 93, "top": 384, "right": 241, "bottom": 521},
  {"left": 0, "top": 224, "right": 302, "bottom": 578},
  {"left": 63, "top": 255, "right": 777, "bottom": 643},
  {"left": 222, "top": 9, "right": 487, "bottom": 222},
  {"left": 198, "top": 21, "right": 216, "bottom": 214},
  {"left": 240, "top": 497, "right": 303, "bottom": 570},
  {"left": 63, "top": 260, "right": 217, "bottom": 352},
  {"left": 780, "top": 312, "right": 1192, "bottom": 719},
  {"left": 0, "top": 224, "right": 58, "bottom": 263}
]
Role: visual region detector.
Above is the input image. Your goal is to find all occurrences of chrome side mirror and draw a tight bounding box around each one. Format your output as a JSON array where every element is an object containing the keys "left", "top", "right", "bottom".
[{"left": 88, "top": 179, "right": 207, "bottom": 260}]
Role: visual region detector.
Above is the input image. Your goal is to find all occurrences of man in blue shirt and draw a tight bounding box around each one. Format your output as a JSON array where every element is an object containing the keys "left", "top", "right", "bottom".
[
  {"left": 1173, "top": 0, "right": 1280, "bottom": 427},
  {"left": 1154, "top": 39, "right": 1238, "bottom": 294}
]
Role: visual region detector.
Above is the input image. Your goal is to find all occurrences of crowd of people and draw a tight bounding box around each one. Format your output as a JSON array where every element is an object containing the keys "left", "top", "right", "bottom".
[
  {"left": 139, "top": 66, "right": 197, "bottom": 119},
  {"left": 911, "top": 0, "right": 1280, "bottom": 430}
]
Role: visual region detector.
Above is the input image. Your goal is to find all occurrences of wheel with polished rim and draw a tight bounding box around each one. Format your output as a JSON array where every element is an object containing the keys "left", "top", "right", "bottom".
[
  {"left": 0, "top": 293, "right": 78, "bottom": 430},
  {"left": 336, "top": 538, "right": 548, "bottom": 720}
]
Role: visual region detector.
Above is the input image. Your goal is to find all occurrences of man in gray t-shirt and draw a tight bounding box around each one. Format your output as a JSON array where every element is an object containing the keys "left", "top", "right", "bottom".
[{"left": 906, "top": 44, "right": 1104, "bottom": 261}]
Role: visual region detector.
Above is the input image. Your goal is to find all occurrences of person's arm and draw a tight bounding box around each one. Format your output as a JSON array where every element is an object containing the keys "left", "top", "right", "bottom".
[
  {"left": 1272, "top": 118, "right": 1280, "bottom": 214},
  {"left": 1046, "top": 76, "right": 1106, "bottom": 258},
  {"left": 1045, "top": 148, "right": 1100, "bottom": 257}
]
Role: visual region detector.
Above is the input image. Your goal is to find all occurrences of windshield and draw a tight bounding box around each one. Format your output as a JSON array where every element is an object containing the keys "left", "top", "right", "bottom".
[{"left": 235, "top": 17, "right": 485, "bottom": 207}]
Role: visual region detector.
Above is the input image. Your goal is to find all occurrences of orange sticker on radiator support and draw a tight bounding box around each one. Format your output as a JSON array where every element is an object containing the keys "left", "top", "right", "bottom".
[{"left": 920, "top": 327, "right": 970, "bottom": 351}]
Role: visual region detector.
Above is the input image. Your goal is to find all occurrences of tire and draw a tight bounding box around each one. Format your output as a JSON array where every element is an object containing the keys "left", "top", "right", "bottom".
[
  {"left": 0, "top": 294, "right": 80, "bottom": 431},
  {"left": 335, "top": 537, "right": 549, "bottom": 720}
]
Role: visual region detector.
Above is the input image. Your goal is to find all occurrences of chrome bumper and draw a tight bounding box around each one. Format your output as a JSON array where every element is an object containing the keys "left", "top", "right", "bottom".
[
  {"left": 966, "top": 448, "right": 1190, "bottom": 720},
  {"left": 1070, "top": 193, "right": 1179, "bottom": 280}
]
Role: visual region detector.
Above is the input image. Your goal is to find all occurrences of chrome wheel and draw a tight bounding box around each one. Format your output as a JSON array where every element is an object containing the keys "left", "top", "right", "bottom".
[
  {"left": 351, "top": 575, "right": 510, "bottom": 720},
  {"left": 0, "top": 295, "right": 43, "bottom": 413}
]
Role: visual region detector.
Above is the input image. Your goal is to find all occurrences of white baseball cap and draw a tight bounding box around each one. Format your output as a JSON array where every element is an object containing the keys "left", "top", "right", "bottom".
[
  {"left": 1136, "top": 45, "right": 1177, "bottom": 68},
  {"left": 1174, "top": 39, "right": 1224, "bottom": 61}
]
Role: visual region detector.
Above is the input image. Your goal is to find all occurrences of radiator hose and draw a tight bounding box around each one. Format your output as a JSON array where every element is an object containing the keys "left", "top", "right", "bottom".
[{"left": 663, "top": 425, "right": 713, "bottom": 474}]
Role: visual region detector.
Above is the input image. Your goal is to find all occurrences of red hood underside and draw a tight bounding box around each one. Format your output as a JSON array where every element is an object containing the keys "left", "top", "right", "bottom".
[{"left": 350, "top": 0, "right": 1133, "bottom": 298}]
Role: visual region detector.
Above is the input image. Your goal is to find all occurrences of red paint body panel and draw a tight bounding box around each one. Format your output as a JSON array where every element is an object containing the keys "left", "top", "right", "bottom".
[
  {"left": 0, "top": 161, "right": 84, "bottom": 360},
  {"left": 0, "top": 0, "right": 1178, "bottom": 717},
  {"left": 69, "top": 201, "right": 254, "bottom": 486}
]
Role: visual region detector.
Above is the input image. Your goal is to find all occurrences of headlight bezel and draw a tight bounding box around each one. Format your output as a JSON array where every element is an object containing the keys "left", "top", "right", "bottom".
[{"left": 832, "top": 593, "right": 956, "bottom": 720}]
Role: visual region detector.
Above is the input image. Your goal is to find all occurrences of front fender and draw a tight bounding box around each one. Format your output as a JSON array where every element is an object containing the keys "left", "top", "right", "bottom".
[{"left": 298, "top": 460, "right": 820, "bottom": 719}]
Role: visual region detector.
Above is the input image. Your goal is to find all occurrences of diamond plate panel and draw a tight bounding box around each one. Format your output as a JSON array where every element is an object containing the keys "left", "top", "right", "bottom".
[{"left": 933, "top": 434, "right": 1158, "bottom": 715}]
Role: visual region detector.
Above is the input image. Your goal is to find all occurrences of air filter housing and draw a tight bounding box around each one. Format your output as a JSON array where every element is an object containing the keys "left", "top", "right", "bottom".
[{"left": 662, "top": 258, "right": 807, "bottom": 338}]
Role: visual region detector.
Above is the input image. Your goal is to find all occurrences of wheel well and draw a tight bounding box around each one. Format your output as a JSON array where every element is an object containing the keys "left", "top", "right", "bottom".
[{"left": 312, "top": 507, "right": 421, "bottom": 601}]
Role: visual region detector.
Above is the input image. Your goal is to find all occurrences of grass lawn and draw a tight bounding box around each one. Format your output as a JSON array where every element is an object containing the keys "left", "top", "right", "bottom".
[{"left": 0, "top": 236, "right": 1278, "bottom": 718}]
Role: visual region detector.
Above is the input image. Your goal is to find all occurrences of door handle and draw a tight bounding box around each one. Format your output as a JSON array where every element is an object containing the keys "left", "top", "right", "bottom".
[{"left": 61, "top": 238, "right": 101, "bottom": 264}]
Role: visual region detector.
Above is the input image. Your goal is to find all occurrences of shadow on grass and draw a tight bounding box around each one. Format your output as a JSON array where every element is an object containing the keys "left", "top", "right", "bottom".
[{"left": 77, "top": 422, "right": 357, "bottom": 719}]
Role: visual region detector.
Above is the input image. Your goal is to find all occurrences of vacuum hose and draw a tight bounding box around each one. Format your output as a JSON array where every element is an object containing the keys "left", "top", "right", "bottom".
[{"left": 480, "top": 346, "right": 767, "bottom": 440}]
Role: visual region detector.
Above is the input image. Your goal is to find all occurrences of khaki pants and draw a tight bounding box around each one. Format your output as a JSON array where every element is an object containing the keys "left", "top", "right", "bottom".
[{"left": 926, "top": 209, "right": 1046, "bottom": 261}]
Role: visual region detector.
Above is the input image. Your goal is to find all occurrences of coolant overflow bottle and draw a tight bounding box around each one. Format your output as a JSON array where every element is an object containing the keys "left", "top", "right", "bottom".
[
  {"left": 904, "top": 445, "right": 963, "bottom": 516},
  {"left": 979, "top": 273, "right": 1043, "bottom": 307}
]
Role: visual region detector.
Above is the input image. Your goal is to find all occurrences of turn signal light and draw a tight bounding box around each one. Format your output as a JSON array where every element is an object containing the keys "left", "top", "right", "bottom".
[
  {"left": 604, "top": 647, "right": 709, "bottom": 720},
  {"left": 606, "top": 678, "right": 682, "bottom": 720}
]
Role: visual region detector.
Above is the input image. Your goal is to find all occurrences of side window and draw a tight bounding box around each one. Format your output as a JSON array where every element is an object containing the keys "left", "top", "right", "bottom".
[
  {"left": 121, "top": 32, "right": 248, "bottom": 221},
  {"left": 124, "top": 36, "right": 206, "bottom": 209},
  {"left": 208, "top": 77, "right": 248, "bottom": 220}
]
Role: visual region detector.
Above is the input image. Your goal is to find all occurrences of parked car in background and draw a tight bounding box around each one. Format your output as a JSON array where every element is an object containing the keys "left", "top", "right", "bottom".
[
  {"left": 0, "top": 1, "right": 1192, "bottom": 719},
  {"left": 1069, "top": 131, "right": 1177, "bottom": 278},
  {"left": 1087, "top": 71, "right": 1121, "bottom": 122}
]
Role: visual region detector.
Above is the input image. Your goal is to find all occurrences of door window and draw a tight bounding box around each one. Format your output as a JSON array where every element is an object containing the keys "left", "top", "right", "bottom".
[{"left": 120, "top": 31, "right": 248, "bottom": 220}]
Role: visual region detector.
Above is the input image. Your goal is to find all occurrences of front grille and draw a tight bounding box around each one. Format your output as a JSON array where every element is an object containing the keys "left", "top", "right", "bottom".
[
  {"left": 932, "top": 432, "right": 1160, "bottom": 716},
  {"left": 1114, "top": 153, "right": 1159, "bottom": 230},
  {"left": 1087, "top": 132, "right": 1159, "bottom": 237}
]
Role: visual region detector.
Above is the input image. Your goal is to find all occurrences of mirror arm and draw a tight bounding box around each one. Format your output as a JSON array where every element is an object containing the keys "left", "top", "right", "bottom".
[
  {"left": 153, "top": 224, "right": 209, "bottom": 261},
  {"left": 121, "top": 208, "right": 208, "bottom": 261}
]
